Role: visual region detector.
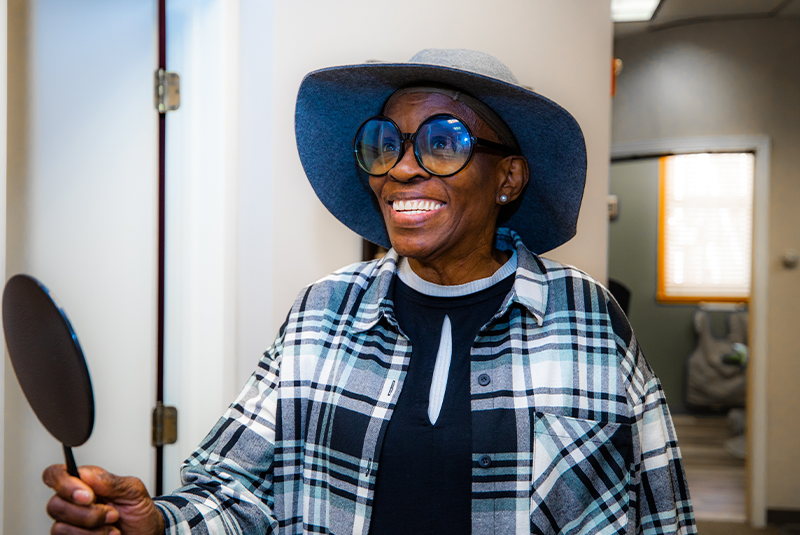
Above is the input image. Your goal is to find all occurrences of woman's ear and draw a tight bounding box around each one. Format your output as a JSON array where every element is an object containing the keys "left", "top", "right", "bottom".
[{"left": 497, "top": 156, "right": 529, "bottom": 205}]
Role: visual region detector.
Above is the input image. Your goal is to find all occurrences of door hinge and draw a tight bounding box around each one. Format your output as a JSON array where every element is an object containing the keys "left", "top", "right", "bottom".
[
  {"left": 152, "top": 402, "right": 178, "bottom": 446},
  {"left": 155, "top": 69, "right": 181, "bottom": 113}
]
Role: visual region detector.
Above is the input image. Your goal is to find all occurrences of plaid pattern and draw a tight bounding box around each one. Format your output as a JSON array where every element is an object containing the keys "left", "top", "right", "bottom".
[{"left": 155, "top": 228, "right": 696, "bottom": 534}]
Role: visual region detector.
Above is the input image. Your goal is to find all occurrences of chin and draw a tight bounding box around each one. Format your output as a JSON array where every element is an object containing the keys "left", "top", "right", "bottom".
[{"left": 387, "top": 235, "right": 438, "bottom": 261}]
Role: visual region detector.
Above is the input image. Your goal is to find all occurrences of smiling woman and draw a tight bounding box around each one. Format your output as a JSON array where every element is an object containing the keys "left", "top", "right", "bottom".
[{"left": 43, "top": 49, "right": 696, "bottom": 535}]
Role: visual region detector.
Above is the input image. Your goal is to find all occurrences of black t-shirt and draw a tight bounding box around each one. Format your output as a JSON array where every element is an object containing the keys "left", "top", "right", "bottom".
[{"left": 368, "top": 273, "right": 514, "bottom": 535}]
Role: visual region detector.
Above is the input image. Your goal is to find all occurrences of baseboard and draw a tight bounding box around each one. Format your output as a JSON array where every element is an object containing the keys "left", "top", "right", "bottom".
[{"left": 767, "top": 509, "right": 800, "bottom": 524}]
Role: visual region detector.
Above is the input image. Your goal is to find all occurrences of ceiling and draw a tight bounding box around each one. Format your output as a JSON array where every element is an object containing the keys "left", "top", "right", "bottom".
[{"left": 615, "top": 0, "right": 800, "bottom": 38}]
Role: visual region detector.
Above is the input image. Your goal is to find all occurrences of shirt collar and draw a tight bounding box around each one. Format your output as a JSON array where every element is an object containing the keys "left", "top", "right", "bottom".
[
  {"left": 352, "top": 227, "right": 548, "bottom": 333},
  {"left": 351, "top": 249, "right": 400, "bottom": 333},
  {"left": 495, "top": 227, "right": 548, "bottom": 326}
]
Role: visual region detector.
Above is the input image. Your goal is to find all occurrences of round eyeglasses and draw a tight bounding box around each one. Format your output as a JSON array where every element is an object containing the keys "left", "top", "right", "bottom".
[{"left": 353, "top": 114, "right": 515, "bottom": 177}]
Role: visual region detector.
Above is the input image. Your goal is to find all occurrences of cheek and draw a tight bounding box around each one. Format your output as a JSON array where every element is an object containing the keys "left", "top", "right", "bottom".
[
  {"left": 457, "top": 183, "right": 502, "bottom": 227},
  {"left": 368, "top": 179, "right": 385, "bottom": 204},
  {"left": 368, "top": 179, "right": 395, "bottom": 226}
]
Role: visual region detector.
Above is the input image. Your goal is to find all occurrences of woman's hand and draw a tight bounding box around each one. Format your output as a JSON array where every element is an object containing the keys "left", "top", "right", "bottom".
[{"left": 42, "top": 464, "right": 164, "bottom": 535}]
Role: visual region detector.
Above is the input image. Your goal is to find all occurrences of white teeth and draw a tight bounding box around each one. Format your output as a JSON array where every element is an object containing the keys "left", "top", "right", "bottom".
[{"left": 392, "top": 200, "right": 444, "bottom": 213}]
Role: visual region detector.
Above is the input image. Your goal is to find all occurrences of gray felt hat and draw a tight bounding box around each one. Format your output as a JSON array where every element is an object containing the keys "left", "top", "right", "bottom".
[{"left": 295, "top": 49, "right": 587, "bottom": 254}]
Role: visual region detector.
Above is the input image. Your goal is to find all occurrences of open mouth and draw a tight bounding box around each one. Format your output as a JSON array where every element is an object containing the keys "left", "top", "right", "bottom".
[{"left": 391, "top": 199, "right": 444, "bottom": 215}]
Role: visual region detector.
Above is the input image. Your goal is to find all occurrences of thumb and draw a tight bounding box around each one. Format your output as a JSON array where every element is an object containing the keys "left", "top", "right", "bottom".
[{"left": 43, "top": 463, "right": 99, "bottom": 505}]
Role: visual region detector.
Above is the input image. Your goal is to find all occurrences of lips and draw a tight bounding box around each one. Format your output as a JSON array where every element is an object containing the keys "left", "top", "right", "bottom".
[{"left": 391, "top": 199, "right": 444, "bottom": 214}]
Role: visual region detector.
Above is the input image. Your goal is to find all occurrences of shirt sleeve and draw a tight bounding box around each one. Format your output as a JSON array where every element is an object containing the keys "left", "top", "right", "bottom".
[
  {"left": 153, "top": 322, "right": 286, "bottom": 534},
  {"left": 610, "top": 300, "right": 698, "bottom": 535}
]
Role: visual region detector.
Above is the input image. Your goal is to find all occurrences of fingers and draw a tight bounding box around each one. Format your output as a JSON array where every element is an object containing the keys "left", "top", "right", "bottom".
[
  {"left": 43, "top": 464, "right": 121, "bottom": 532},
  {"left": 47, "top": 494, "right": 119, "bottom": 527},
  {"left": 43, "top": 464, "right": 96, "bottom": 505},
  {"left": 43, "top": 464, "right": 159, "bottom": 534}
]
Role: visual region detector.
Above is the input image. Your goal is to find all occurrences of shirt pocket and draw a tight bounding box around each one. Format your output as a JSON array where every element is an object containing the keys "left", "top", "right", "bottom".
[{"left": 530, "top": 412, "right": 632, "bottom": 535}]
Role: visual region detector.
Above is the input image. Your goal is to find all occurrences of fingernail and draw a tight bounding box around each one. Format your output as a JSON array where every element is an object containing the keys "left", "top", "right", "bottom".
[
  {"left": 109, "top": 529, "right": 121, "bottom": 535},
  {"left": 72, "top": 489, "right": 92, "bottom": 503},
  {"left": 105, "top": 508, "right": 119, "bottom": 523}
]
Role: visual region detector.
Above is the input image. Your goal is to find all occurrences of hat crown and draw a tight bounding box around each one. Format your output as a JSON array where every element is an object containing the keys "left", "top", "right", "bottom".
[{"left": 408, "top": 49, "right": 520, "bottom": 86}]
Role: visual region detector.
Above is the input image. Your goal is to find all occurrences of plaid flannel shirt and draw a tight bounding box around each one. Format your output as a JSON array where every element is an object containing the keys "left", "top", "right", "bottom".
[{"left": 155, "top": 228, "right": 696, "bottom": 534}]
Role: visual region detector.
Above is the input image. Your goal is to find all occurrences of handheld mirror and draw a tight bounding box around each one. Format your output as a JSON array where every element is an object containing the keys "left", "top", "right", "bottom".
[{"left": 2, "top": 274, "right": 94, "bottom": 478}]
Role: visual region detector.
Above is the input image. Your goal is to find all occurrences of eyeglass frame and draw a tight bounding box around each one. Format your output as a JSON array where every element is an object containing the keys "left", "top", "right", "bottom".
[{"left": 352, "top": 113, "right": 517, "bottom": 178}]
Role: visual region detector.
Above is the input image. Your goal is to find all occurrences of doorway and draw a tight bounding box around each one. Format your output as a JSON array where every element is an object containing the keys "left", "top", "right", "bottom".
[
  {"left": 610, "top": 157, "right": 747, "bottom": 521},
  {"left": 609, "top": 136, "right": 770, "bottom": 524}
]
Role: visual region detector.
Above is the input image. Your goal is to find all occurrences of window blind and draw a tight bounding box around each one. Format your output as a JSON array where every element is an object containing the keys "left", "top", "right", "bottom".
[{"left": 658, "top": 153, "right": 754, "bottom": 302}]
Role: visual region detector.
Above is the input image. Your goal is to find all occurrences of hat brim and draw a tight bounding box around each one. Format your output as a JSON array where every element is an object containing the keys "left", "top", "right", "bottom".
[{"left": 295, "top": 62, "right": 587, "bottom": 255}]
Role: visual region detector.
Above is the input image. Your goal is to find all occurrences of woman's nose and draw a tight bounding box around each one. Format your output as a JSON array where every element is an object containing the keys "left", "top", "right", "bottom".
[{"left": 388, "top": 141, "right": 429, "bottom": 183}]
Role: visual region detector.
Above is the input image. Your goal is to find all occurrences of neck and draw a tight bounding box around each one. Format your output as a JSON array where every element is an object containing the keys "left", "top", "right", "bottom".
[{"left": 407, "top": 246, "right": 509, "bottom": 285}]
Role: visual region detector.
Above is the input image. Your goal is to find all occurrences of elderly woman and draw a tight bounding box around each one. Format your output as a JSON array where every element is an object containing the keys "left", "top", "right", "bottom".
[{"left": 44, "top": 49, "right": 695, "bottom": 535}]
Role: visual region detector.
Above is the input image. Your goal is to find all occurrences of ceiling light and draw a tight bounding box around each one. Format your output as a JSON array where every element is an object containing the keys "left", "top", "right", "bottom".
[{"left": 611, "top": 0, "right": 661, "bottom": 22}]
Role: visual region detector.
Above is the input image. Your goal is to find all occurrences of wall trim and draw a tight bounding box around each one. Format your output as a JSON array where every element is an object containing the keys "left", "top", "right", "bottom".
[
  {"left": 767, "top": 509, "right": 800, "bottom": 525},
  {"left": 611, "top": 136, "right": 771, "bottom": 528}
]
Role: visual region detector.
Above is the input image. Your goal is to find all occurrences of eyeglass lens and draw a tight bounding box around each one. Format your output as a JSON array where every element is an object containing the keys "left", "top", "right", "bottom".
[{"left": 355, "top": 115, "right": 474, "bottom": 177}]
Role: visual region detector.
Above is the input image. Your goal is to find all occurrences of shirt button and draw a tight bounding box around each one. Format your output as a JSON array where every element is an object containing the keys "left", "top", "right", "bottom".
[
  {"left": 479, "top": 455, "right": 492, "bottom": 468},
  {"left": 478, "top": 373, "right": 491, "bottom": 386}
]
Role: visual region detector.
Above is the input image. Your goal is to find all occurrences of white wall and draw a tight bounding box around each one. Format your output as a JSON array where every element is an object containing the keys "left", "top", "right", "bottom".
[
  {"left": 235, "top": 0, "right": 274, "bottom": 391},
  {"left": 4, "top": 1, "right": 157, "bottom": 533}
]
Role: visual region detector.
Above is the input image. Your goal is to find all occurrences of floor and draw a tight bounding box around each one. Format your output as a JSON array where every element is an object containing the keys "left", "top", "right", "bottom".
[
  {"left": 674, "top": 414, "right": 747, "bottom": 522},
  {"left": 673, "top": 414, "right": 800, "bottom": 534}
]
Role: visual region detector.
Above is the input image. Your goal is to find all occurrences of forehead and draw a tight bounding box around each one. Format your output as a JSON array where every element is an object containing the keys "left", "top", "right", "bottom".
[{"left": 382, "top": 92, "right": 490, "bottom": 136}]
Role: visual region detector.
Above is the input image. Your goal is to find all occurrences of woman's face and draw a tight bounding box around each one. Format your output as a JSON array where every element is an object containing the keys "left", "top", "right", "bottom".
[{"left": 368, "top": 92, "right": 508, "bottom": 268}]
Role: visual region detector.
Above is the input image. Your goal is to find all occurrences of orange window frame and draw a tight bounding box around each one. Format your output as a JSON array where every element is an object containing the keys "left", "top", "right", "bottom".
[{"left": 656, "top": 156, "right": 750, "bottom": 305}]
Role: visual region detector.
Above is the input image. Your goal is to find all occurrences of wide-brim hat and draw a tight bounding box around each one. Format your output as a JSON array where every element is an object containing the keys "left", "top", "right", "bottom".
[{"left": 295, "top": 49, "right": 587, "bottom": 254}]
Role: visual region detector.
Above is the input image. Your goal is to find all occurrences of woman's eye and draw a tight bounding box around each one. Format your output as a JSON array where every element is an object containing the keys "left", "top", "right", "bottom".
[
  {"left": 430, "top": 136, "right": 453, "bottom": 151},
  {"left": 382, "top": 141, "right": 399, "bottom": 153}
]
